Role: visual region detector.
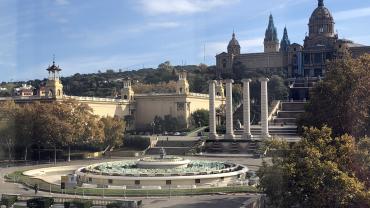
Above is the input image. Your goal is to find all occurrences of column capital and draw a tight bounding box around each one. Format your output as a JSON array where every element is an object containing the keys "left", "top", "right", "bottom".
[
  {"left": 223, "top": 79, "right": 234, "bottom": 84},
  {"left": 259, "top": 77, "right": 270, "bottom": 82},
  {"left": 208, "top": 80, "right": 218, "bottom": 85},
  {"left": 242, "top": 78, "right": 252, "bottom": 83}
]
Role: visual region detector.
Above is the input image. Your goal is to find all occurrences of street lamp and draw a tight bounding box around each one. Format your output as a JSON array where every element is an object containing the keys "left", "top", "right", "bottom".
[
  {"left": 251, "top": 98, "right": 256, "bottom": 124},
  {"left": 151, "top": 121, "right": 155, "bottom": 135}
]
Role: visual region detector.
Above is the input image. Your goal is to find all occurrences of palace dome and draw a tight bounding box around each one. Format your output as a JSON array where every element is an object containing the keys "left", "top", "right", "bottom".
[
  {"left": 227, "top": 32, "right": 240, "bottom": 55},
  {"left": 228, "top": 32, "right": 240, "bottom": 47},
  {"left": 308, "top": 0, "right": 335, "bottom": 37}
]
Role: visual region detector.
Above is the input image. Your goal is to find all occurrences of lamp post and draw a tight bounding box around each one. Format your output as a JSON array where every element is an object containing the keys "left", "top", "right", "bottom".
[{"left": 151, "top": 121, "right": 155, "bottom": 135}]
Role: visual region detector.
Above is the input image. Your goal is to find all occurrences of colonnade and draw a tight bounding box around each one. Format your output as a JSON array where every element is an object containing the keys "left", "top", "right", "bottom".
[{"left": 209, "top": 78, "right": 271, "bottom": 140}]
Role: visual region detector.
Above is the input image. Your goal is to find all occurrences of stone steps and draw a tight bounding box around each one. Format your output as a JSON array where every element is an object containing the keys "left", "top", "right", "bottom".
[
  {"left": 277, "top": 111, "right": 304, "bottom": 118},
  {"left": 145, "top": 147, "right": 191, "bottom": 155}
]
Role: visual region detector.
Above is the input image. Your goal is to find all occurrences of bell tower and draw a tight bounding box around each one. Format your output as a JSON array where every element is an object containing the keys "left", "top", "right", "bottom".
[
  {"left": 264, "top": 14, "right": 280, "bottom": 53},
  {"left": 176, "top": 70, "right": 189, "bottom": 95},
  {"left": 121, "top": 78, "right": 135, "bottom": 101},
  {"left": 44, "top": 59, "right": 63, "bottom": 99}
]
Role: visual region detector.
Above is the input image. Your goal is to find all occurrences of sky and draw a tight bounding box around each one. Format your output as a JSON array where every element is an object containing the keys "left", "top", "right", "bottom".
[{"left": 0, "top": 0, "right": 369, "bottom": 82}]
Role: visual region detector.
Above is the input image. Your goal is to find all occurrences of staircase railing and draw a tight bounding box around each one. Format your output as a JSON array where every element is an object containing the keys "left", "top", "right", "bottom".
[{"left": 268, "top": 100, "right": 281, "bottom": 122}]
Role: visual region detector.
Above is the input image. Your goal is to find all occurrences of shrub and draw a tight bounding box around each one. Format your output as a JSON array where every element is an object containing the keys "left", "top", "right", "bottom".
[
  {"left": 123, "top": 136, "right": 151, "bottom": 150},
  {"left": 106, "top": 200, "right": 142, "bottom": 208},
  {"left": 64, "top": 200, "right": 93, "bottom": 208},
  {"left": 1, "top": 194, "right": 18, "bottom": 208},
  {"left": 26, "top": 197, "right": 54, "bottom": 208}
]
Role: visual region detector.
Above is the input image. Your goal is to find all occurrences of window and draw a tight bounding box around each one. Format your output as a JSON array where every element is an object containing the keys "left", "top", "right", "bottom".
[
  {"left": 123, "top": 95, "right": 128, "bottom": 99},
  {"left": 195, "top": 179, "right": 200, "bottom": 184},
  {"left": 314, "top": 53, "right": 322, "bottom": 64},
  {"left": 166, "top": 180, "right": 172, "bottom": 185},
  {"left": 222, "top": 59, "right": 227, "bottom": 68},
  {"left": 108, "top": 179, "right": 113, "bottom": 184},
  {"left": 135, "top": 180, "right": 140, "bottom": 185},
  {"left": 89, "top": 178, "right": 92, "bottom": 182},
  {"left": 314, "top": 68, "right": 322, "bottom": 77}
]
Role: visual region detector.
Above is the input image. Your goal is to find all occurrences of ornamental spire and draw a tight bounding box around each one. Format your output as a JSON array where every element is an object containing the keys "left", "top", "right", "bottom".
[
  {"left": 318, "top": 0, "right": 324, "bottom": 7},
  {"left": 280, "top": 26, "right": 291, "bottom": 52},
  {"left": 264, "top": 13, "right": 278, "bottom": 42}
]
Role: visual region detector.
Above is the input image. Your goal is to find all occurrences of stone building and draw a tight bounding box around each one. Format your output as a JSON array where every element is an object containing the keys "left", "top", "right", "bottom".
[
  {"left": 2, "top": 63, "right": 225, "bottom": 131},
  {"left": 216, "top": 0, "right": 370, "bottom": 78}
]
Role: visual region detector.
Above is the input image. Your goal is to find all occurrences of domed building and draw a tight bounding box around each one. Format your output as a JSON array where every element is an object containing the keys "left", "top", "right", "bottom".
[{"left": 216, "top": 0, "right": 370, "bottom": 81}]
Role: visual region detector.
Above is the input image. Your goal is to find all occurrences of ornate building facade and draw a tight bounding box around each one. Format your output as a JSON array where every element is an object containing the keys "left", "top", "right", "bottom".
[{"left": 216, "top": 0, "right": 370, "bottom": 78}]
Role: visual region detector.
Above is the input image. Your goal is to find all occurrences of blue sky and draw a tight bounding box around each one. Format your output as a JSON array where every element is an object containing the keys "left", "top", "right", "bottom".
[{"left": 0, "top": 0, "right": 369, "bottom": 82}]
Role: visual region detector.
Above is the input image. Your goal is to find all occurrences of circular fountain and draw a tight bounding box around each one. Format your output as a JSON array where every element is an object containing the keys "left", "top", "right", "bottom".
[{"left": 75, "top": 149, "right": 249, "bottom": 189}]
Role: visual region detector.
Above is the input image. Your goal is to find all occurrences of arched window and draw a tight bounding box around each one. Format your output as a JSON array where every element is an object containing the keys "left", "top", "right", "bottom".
[
  {"left": 57, "top": 89, "right": 61, "bottom": 96},
  {"left": 123, "top": 95, "right": 128, "bottom": 99}
]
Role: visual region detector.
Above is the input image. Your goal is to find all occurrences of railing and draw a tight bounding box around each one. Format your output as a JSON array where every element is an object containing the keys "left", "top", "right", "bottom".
[
  {"left": 16, "top": 195, "right": 142, "bottom": 206},
  {"left": 64, "top": 96, "right": 129, "bottom": 103},
  {"left": 268, "top": 100, "right": 281, "bottom": 122}
]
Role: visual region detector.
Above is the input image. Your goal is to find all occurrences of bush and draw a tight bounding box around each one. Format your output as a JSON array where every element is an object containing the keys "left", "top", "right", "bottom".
[
  {"left": 1, "top": 194, "right": 18, "bottom": 208},
  {"left": 26, "top": 197, "right": 54, "bottom": 208},
  {"left": 64, "top": 200, "right": 93, "bottom": 208},
  {"left": 106, "top": 200, "right": 142, "bottom": 208},
  {"left": 123, "top": 136, "right": 151, "bottom": 150}
]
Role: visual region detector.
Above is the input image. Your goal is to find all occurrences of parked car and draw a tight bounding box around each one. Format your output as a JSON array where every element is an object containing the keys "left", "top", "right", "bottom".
[{"left": 174, "top": 132, "right": 181, "bottom": 136}]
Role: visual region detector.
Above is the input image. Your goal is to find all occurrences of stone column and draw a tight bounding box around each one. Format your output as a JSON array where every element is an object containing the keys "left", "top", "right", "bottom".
[
  {"left": 242, "top": 79, "right": 253, "bottom": 140},
  {"left": 260, "top": 78, "right": 271, "bottom": 139},
  {"left": 224, "top": 79, "right": 235, "bottom": 140},
  {"left": 208, "top": 80, "right": 218, "bottom": 140}
]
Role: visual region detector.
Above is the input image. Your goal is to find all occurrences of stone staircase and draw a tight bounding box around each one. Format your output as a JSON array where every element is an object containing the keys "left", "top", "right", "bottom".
[
  {"left": 203, "top": 140, "right": 261, "bottom": 154},
  {"left": 145, "top": 140, "right": 198, "bottom": 156},
  {"left": 271, "top": 101, "right": 306, "bottom": 125}
]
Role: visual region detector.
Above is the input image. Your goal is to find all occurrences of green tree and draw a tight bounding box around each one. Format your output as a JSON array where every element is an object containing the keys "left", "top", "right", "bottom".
[
  {"left": 259, "top": 126, "right": 370, "bottom": 207},
  {"left": 299, "top": 54, "right": 370, "bottom": 137},
  {"left": 0, "top": 101, "right": 17, "bottom": 161},
  {"left": 101, "top": 116, "right": 125, "bottom": 148},
  {"left": 15, "top": 103, "right": 36, "bottom": 161},
  {"left": 191, "top": 109, "right": 209, "bottom": 127}
]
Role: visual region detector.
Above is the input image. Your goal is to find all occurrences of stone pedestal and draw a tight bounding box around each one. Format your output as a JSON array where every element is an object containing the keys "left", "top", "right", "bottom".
[
  {"left": 260, "top": 78, "right": 271, "bottom": 139},
  {"left": 209, "top": 80, "right": 218, "bottom": 140},
  {"left": 224, "top": 79, "right": 235, "bottom": 140},
  {"left": 242, "top": 79, "right": 253, "bottom": 140}
]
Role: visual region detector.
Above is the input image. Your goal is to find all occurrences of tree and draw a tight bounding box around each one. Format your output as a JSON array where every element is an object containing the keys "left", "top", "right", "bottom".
[
  {"left": 299, "top": 54, "right": 370, "bottom": 137},
  {"left": 0, "top": 101, "right": 17, "bottom": 161},
  {"left": 15, "top": 103, "right": 36, "bottom": 161},
  {"left": 258, "top": 126, "right": 370, "bottom": 207},
  {"left": 158, "top": 61, "right": 173, "bottom": 72},
  {"left": 101, "top": 116, "right": 125, "bottom": 148},
  {"left": 191, "top": 109, "right": 209, "bottom": 127}
]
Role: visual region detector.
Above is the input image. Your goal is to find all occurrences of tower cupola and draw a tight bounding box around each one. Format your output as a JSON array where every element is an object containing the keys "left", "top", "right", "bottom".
[
  {"left": 44, "top": 59, "right": 63, "bottom": 99},
  {"left": 121, "top": 77, "right": 135, "bottom": 101},
  {"left": 176, "top": 70, "right": 189, "bottom": 94}
]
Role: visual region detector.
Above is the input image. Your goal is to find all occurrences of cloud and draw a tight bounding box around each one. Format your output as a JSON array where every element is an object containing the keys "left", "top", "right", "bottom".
[
  {"left": 334, "top": 7, "right": 370, "bottom": 21},
  {"left": 55, "top": 0, "right": 70, "bottom": 6},
  {"left": 147, "top": 21, "right": 181, "bottom": 28},
  {"left": 138, "top": 0, "right": 239, "bottom": 15}
]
